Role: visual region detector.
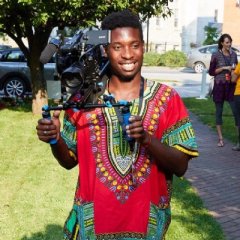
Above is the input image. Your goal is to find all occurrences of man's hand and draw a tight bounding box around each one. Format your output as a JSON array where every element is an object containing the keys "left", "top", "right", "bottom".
[
  {"left": 126, "top": 115, "right": 190, "bottom": 176},
  {"left": 126, "top": 115, "right": 149, "bottom": 146},
  {"left": 36, "top": 110, "right": 61, "bottom": 143}
]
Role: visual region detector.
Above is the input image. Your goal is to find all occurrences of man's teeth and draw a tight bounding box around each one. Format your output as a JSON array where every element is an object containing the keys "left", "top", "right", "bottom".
[{"left": 122, "top": 63, "right": 134, "bottom": 70}]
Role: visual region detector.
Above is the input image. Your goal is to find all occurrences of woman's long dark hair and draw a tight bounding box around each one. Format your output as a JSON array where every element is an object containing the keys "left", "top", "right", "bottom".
[{"left": 218, "top": 33, "right": 232, "bottom": 50}]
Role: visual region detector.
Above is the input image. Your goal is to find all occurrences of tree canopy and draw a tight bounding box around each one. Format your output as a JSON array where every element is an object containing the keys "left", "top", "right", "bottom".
[
  {"left": 0, "top": 0, "right": 171, "bottom": 114},
  {"left": 203, "top": 25, "right": 219, "bottom": 45}
]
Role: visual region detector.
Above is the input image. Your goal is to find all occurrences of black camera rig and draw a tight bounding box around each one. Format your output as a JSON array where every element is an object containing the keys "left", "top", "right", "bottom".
[{"left": 42, "top": 28, "right": 132, "bottom": 113}]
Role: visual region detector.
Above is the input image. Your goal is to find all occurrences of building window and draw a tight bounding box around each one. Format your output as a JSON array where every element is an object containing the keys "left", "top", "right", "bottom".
[
  {"left": 214, "top": 9, "right": 218, "bottom": 22},
  {"left": 174, "top": 8, "right": 178, "bottom": 28}
]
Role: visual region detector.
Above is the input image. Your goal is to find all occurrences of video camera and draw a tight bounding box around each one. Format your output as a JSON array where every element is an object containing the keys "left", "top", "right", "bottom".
[
  {"left": 41, "top": 27, "right": 132, "bottom": 145},
  {"left": 42, "top": 27, "right": 132, "bottom": 112},
  {"left": 56, "top": 28, "right": 111, "bottom": 101}
]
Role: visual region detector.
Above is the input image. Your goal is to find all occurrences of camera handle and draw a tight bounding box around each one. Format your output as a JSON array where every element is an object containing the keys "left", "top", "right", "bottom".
[
  {"left": 42, "top": 105, "right": 58, "bottom": 145},
  {"left": 42, "top": 99, "right": 132, "bottom": 112}
]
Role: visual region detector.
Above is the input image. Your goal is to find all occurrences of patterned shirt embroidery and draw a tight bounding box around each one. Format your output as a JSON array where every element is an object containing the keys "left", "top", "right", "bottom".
[
  {"left": 82, "top": 81, "right": 176, "bottom": 203},
  {"left": 62, "top": 80, "right": 199, "bottom": 239}
]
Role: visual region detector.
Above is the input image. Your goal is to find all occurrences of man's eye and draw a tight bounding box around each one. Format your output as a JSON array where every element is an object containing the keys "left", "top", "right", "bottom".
[
  {"left": 132, "top": 44, "right": 139, "bottom": 49},
  {"left": 113, "top": 45, "right": 121, "bottom": 50}
]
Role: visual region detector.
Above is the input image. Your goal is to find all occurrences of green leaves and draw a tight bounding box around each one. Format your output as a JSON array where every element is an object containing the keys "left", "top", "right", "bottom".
[
  {"left": 203, "top": 25, "right": 219, "bottom": 45},
  {"left": 0, "top": 0, "right": 171, "bottom": 34},
  {"left": 0, "top": 0, "right": 171, "bottom": 113}
]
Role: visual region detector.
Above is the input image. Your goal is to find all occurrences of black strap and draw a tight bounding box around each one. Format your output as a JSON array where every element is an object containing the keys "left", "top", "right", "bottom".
[{"left": 111, "top": 76, "right": 144, "bottom": 127}]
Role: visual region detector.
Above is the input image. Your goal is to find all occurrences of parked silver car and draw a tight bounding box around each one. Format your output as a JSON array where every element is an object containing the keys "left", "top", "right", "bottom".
[
  {"left": 186, "top": 44, "right": 240, "bottom": 73},
  {"left": 0, "top": 48, "right": 56, "bottom": 96}
]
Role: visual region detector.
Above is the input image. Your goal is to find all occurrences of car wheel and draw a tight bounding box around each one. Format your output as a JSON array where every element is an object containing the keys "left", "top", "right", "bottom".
[
  {"left": 3, "top": 77, "right": 26, "bottom": 97},
  {"left": 194, "top": 62, "right": 205, "bottom": 73}
]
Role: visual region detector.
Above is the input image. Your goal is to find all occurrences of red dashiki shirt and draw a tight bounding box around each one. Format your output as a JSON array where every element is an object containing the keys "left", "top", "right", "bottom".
[{"left": 62, "top": 80, "right": 199, "bottom": 240}]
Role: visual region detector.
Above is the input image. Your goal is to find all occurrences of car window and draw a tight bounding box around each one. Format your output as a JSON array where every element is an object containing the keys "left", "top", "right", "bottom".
[
  {"left": 5, "top": 50, "right": 26, "bottom": 62},
  {"left": 0, "top": 45, "right": 11, "bottom": 50},
  {"left": 198, "top": 45, "right": 218, "bottom": 54},
  {"left": 199, "top": 48, "right": 207, "bottom": 53},
  {"left": 206, "top": 46, "right": 218, "bottom": 54},
  {"left": 0, "top": 49, "right": 56, "bottom": 63},
  {"left": 0, "top": 51, "right": 4, "bottom": 59}
]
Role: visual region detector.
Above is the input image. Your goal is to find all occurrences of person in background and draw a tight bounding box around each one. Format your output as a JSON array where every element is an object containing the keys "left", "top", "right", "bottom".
[
  {"left": 231, "top": 64, "right": 240, "bottom": 151},
  {"left": 36, "top": 9, "right": 199, "bottom": 239},
  {"left": 209, "top": 33, "right": 238, "bottom": 147}
]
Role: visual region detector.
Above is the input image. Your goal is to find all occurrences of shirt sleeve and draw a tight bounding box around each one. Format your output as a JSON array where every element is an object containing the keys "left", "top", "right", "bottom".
[
  {"left": 161, "top": 90, "right": 199, "bottom": 158},
  {"left": 61, "top": 110, "right": 77, "bottom": 156},
  {"left": 234, "top": 63, "right": 240, "bottom": 75}
]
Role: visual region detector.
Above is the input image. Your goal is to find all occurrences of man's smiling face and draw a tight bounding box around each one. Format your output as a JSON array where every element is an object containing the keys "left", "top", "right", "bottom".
[{"left": 106, "top": 27, "right": 144, "bottom": 81}]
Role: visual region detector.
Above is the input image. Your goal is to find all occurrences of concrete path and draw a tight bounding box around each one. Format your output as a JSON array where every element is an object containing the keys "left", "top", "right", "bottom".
[
  {"left": 185, "top": 113, "right": 240, "bottom": 240},
  {"left": 142, "top": 66, "right": 211, "bottom": 98}
]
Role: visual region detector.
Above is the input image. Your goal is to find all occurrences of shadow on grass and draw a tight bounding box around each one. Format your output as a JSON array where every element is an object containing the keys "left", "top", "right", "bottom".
[
  {"left": 0, "top": 97, "right": 32, "bottom": 112},
  {"left": 0, "top": 98, "right": 60, "bottom": 113},
  {"left": 168, "top": 176, "right": 226, "bottom": 240},
  {"left": 20, "top": 224, "right": 63, "bottom": 240}
]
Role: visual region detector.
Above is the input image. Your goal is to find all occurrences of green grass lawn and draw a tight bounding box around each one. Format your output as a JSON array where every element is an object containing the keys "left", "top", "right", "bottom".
[{"left": 0, "top": 99, "right": 225, "bottom": 240}]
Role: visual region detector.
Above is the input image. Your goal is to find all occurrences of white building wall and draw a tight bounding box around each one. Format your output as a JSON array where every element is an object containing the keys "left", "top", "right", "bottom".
[
  {"left": 142, "top": 0, "right": 182, "bottom": 53},
  {"left": 143, "top": 0, "right": 224, "bottom": 54},
  {"left": 179, "top": 0, "right": 199, "bottom": 52}
]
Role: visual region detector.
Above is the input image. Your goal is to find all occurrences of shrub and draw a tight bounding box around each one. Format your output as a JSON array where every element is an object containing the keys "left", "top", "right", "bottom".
[
  {"left": 143, "top": 50, "right": 187, "bottom": 67},
  {"left": 143, "top": 52, "right": 161, "bottom": 66},
  {"left": 158, "top": 50, "right": 187, "bottom": 67}
]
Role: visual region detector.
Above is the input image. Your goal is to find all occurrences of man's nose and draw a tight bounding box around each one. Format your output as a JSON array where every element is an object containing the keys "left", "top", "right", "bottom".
[{"left": 121, "top": 47, "right": 133, "bottom": 59}]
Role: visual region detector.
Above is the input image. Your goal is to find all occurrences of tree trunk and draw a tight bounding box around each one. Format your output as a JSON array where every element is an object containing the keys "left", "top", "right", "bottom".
[
  {"left": 25, "top": 29, "right": 52, "bottom": 115},
  {"left": 31, "top": 65, "right": 49, "bottom": 115},
  {"left": 29, "top": 55, "right": 49, "bottom": 115},
  {"left": 27, "top": 33, "right": 51, "bottom": 115},
  {"left": 32, "top": 89, "right": 48, "bottom": 115}
]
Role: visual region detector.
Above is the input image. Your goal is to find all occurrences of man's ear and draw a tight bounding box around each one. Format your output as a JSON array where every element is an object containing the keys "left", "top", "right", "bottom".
[{"left": 142, "top": 41, "right": 145, "bottom": 53}]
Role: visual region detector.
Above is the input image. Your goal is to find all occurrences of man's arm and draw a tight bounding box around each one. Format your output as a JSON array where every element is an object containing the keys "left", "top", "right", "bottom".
[
  {"left": 127, "top": 122, "right": 190, "bottom": 177},
  {"left": 50, "top": 137, "right": 78, "bottom": 170},
  {"left": 36, "top": 110, "right": 77, "bottom": 170},
  {"left": 126, "top": 93, "right": 198, "bottom": 177},
  {"left": 144, "top": 133, "right": 190, "bottom": 177}
]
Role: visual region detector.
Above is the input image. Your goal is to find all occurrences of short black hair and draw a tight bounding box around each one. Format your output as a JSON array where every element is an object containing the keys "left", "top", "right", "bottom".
[
  {"left": 101, "top": 9, "right": 143, "bottom": 41},
  {"left": 218, "top": 33, "right": 232, "bottom": 50}
]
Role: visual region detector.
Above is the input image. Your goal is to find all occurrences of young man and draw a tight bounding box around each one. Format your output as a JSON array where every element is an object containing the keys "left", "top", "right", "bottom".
[{"left": 36, "top": 9, "right": 199, "bottom": 239}]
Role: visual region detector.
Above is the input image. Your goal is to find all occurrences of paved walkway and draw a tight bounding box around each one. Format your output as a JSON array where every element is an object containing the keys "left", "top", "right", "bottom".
[{"left": 185, "top": 112, "right": 240, "bottom": 240}]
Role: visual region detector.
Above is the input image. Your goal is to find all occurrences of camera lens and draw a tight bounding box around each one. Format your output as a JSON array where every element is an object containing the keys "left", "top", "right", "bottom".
[{"left": 61, "top": 65, "right": 84, "bottom": 89}]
